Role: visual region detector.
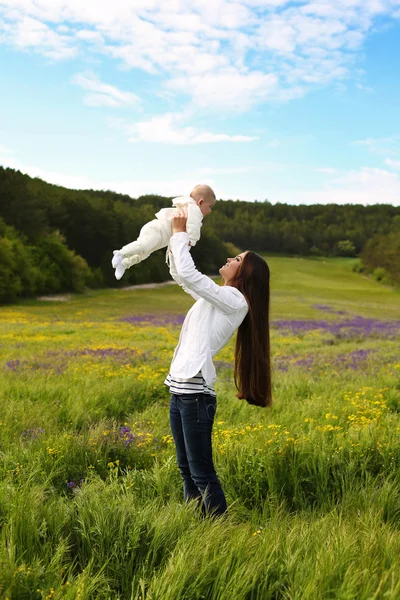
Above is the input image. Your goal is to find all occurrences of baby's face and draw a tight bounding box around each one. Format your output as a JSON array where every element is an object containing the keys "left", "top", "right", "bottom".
[{"left": 197, "top": 199, "right": 216, "bottom": 217}]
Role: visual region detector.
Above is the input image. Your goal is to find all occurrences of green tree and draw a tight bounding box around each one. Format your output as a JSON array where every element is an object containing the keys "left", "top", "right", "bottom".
[
  {"left": 361, "top": 232, "right": 400, "bottom": 286},
  {"left": 336, "top": 240, "right": 356, "bottom": 256}
]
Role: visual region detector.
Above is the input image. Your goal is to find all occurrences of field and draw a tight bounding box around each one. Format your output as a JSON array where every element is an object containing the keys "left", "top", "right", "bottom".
[{"left": 1, "top": 256, "right": 400, "bottom": 600}]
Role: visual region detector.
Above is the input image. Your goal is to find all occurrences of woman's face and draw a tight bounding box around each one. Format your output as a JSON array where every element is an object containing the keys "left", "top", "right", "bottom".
[{"left": 219, "top": 252, "right": 247, "bottom": 284}]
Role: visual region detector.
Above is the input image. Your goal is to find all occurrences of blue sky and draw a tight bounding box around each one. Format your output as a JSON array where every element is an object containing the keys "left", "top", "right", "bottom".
[{"left": 0, "top": 0, "right": 399, "bottom": 205}]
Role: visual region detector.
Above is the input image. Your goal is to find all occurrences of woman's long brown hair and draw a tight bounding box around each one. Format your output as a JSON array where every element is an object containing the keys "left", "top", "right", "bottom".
[{"left": 229, "top": 252, "right": 272, "bottom": 408}]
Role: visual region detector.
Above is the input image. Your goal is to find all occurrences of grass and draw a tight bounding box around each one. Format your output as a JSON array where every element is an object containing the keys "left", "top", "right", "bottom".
[{"left": 0, "top": 255, "right": 399, "bottom": 599}]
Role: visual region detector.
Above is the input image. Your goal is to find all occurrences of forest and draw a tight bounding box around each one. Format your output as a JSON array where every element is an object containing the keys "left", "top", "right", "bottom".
[{"left": 0, "top": 165, "right": 399, "bottom": 302}]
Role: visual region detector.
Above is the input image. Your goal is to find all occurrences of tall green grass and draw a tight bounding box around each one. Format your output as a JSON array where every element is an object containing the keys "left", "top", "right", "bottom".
[{"left": 0, "top": 256, "right": 399, "bottom": 599}]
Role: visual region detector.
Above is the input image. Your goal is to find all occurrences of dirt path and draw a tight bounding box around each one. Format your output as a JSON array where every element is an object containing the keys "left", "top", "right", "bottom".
[
  {"left": 36, "top": 280, "right": 176, "bottom": 301},
  {"left": 120, "top": 280, "right": 176, "bottom": 291},
  {"left": 36, "top": 295, "right": 72, "bottom": 302}
]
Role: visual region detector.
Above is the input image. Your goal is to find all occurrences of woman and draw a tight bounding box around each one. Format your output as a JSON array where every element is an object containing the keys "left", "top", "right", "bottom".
[{"left": 165, "top": 214, "right": 271, "bottom": 517}]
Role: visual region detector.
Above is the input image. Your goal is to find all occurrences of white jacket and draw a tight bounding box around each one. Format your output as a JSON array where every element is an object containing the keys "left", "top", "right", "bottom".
[
  {"left": 168, "top": 232, "right": 248, "bottom": 387},
  {"left": 117, "top": 196, "right": 204, "bottom": 272},
  {"left": 155, "top": 196, "right": 203, "bottom": 247}
]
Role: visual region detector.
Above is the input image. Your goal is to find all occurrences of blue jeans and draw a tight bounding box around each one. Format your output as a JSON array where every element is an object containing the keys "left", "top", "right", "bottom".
[{"left": 169, "top": 392, "right": 227, "bottom": 517}]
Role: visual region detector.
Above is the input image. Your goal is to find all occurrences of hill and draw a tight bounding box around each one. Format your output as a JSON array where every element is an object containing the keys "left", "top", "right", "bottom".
[{"left": 1, "top": 165, "right": 399, "bottom": 302}]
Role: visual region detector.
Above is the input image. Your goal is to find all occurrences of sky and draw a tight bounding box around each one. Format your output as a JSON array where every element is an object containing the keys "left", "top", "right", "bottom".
[{"left": 0, "top": 0, "right": 400, "bottom": 206}]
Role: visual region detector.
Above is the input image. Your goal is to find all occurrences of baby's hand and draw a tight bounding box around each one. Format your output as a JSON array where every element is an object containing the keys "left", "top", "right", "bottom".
[{"left": 171, "top": 213, "right": 187, "bottom": 234}]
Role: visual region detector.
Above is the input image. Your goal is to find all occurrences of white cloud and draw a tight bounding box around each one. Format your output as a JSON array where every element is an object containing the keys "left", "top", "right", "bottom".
[
  {"left": 356, "top": 82, "right": 374, "bottom": 93},
  {"left": 0, "top": 152, "right": 213, "bottom": 199},
  {"left": 331, "top": 166, "right": 398, "bottom": 187},
  {"left": 167, "top": 69, "right": 279, "bottom": 111},
  {"left": 2, "top": 15, "right": 77, "bottom": 59},
  {"left": 198, "top": 163, "right": 286, "bottom": 175},
  {"left": 2, "top": 153, "right": 399, "bottom": 206},
  {"left": 199, "top": 166, "right": 259, "bottom": 175},
  {"left": 241, "top": 0, "right": 291, "bottom": 6},
  {"left": 314, "top": 167, "right": 339, "bottom": 174},
  {"left": 352, "top": 135, "right": 400, "bottom": 156},
  {"left": 114, "top": 112, "right": 258, "bottom": 144},
  {"left": 274, "top": 166, "right": 400, "bottom": 205},
  {"left": 385, "top": 158, "right": 400, "bottom": 169},
  {"left": 191, "top": 0, "right": 255, "bottom": 29},
  {"left": 75, "top": 29, "right": 104, "bottom": 44},
  {"left": 71, "top": 73, "right": 142, "bottom": 109},
  {"left": 0, "top": 0, "right": 399, "bottom": 111}
]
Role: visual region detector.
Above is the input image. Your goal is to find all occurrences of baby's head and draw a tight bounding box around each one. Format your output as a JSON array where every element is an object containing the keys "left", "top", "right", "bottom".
[{"left": 190, "top": 184, "right": 216, "bottom": 217}]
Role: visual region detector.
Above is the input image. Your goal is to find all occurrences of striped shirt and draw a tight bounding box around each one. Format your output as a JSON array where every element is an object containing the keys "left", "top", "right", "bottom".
[{"left": 164, "top": 372, "right": 216, "bottom": 397}]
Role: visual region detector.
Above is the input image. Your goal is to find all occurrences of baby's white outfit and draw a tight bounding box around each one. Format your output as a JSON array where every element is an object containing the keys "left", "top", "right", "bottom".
[{"left": 112, "top": 196, "right": 203, "bottom": 280}]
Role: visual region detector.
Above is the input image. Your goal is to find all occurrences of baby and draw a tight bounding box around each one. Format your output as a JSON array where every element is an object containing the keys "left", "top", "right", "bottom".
[{"left": 112, "top": 184, "right": 216, "bottom": 280}]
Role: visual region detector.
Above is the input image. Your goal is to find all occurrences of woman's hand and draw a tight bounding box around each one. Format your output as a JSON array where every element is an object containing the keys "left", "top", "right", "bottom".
[{"left": 171, "top": 212, "right": 188, "bottom": 234}]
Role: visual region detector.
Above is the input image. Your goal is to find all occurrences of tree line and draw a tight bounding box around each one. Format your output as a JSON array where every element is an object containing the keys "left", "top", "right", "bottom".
[
  {"left": 358, "top": 229, "right": 400, "bottom": 287},
  {"left": 0, "top": 166, "right": 399, "bottom": 302}
]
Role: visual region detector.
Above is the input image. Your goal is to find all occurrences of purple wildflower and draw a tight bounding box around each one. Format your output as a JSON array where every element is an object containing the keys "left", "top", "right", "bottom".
[
  {"left": 312, "top": 305, "right": 348, "bottom": 315},
  {"left": 5, "top": 360, "right": 21, "bottom": 371},
  {"left": 312, "top": 305, "right": 336, "bottom": 313},
  {"left": 32, "top": 362, "right": 68, "bottom": 374},
  {"left": 6, "top": 347, "right": 144, "bottom": 375},
  {"left": 66, "top": 478, "right": 84, "bottom": 489},
  {"left": 273, "top": 347, "right": 379, "bottom": 373},
  {"left": 21, "top": 428, "right": 45, "bottom": 439},
  {"left": 121, "top": 314, "right": 185, "bottom": 327},
  {"left": 119, "top": 426, "right": 135, "bottom": 447},
  {"left": 54, "top": 347, "right": 140, "bottom": 360},
  {"left": 273, "top": 316, "right": 400, "bottom": 340},
  {"left": 214, "top": 360, "right": 232, "bottom": 371}
]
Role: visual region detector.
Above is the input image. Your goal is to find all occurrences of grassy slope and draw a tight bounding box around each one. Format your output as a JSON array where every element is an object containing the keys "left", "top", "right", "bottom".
[
  {"left": 267, "top": 256, "right": 399, "bottom": 319},
  {"left": 10, "top": 255, "right": 400, "bottom": 320},
  {"left": 0, "top": 256, "right": 399, "bottom": 599}
]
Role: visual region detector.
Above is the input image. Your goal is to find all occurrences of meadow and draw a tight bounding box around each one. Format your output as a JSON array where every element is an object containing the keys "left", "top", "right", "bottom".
[{"left": 0, "top": 255, "right": 399, "bottom": 600}]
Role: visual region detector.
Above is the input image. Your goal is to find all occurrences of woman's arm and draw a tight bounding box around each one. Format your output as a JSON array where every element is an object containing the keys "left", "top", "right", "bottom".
[
  {"left": 168, "top": 247, "right": 201, "bottom": 301},
  {"left": 170, "top": 231, "right": 247, "bottom": 315}
]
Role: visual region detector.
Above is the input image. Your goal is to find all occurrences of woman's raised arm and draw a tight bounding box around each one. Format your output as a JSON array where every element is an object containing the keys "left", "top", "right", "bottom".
[{"left": 170, "top": 232, "right": 248, "bottom": 315}]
